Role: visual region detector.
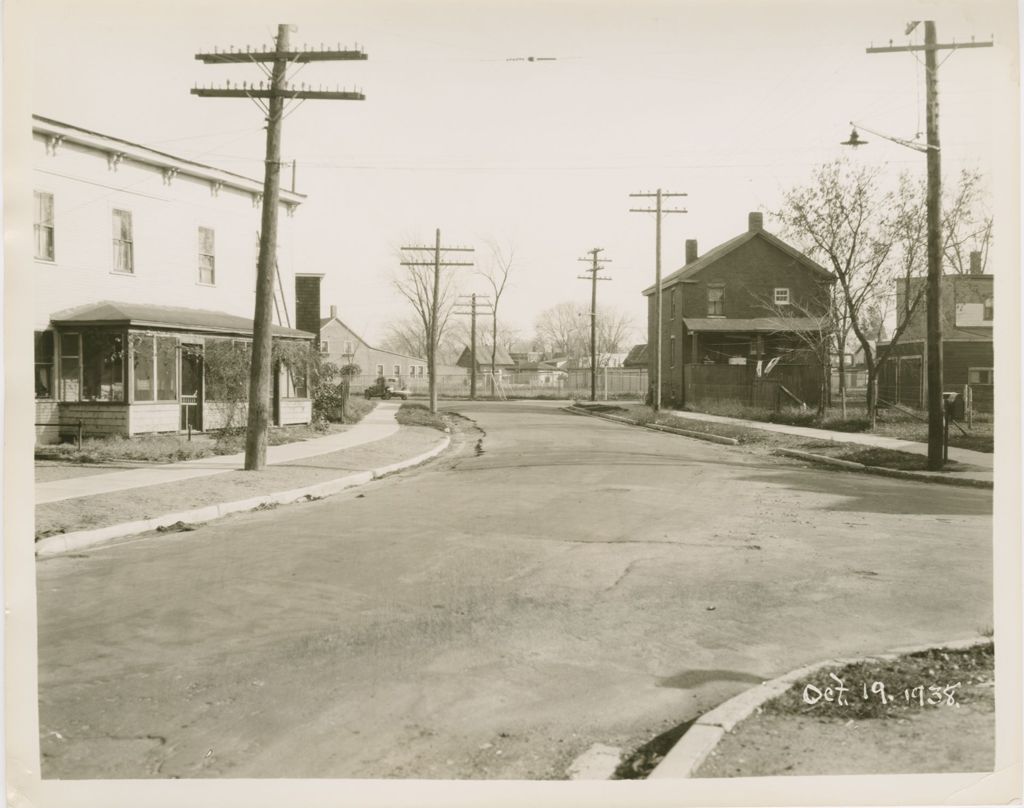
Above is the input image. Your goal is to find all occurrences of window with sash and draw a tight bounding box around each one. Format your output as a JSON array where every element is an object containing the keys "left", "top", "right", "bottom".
[
  {"left": 35, "top": 331, "right": 54, "bottom": 398},
  {"left": 34, "top": 191, "right": 55, "bottom": 261},
  {"left": 707, "top": 285, "right": 725, "bottom": 316},
  {"left": 198, "top": 227, "right": 215, "bottom": 285},
  {"left": 112, "top": 209, "right": 134, "bottom": 273}
]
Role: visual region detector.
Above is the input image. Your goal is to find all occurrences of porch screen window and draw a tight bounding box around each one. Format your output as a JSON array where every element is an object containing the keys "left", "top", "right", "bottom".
[
  {"left": 156, "top": 337, "right": 178, "bottom": 400},
  {"left": 198, "top": 227, "right": 215, "bottom": 285},
  {"left": 59, "top": 333, "right": 81, "bottom": 401},
  {"left": 34, "top": 191, "right": 55, "bottom": 260},
  {"left": 284, "top": 364, "right": 308, "bottom": 398},
  {"left": 112, "top": 209, "right": 134, "bottom": 273},
  {"left": 707, "top": 286, "right": 725, "bottom": 316},
  {"left": 35, "top": 331, "right": 54, "bottom": 398},
  {"left": 132, "top": 336, "right": 155, "bottom": 400},
  {"left": 82, "top": 332, "right": 125, "bottom": 402}
]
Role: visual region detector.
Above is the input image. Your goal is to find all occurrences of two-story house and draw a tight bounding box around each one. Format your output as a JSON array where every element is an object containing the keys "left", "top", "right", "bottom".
[
  {"left": 33, "top": 115, "right": 315, "bottom": 444},
  {"left": 878, "top": 252, "right": 993, "bottom": 411},
  {"left": 642, "top": 212, "right": 834, "bottom": 408}
]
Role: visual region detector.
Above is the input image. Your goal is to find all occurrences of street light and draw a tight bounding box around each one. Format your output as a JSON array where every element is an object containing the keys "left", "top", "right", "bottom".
[{"left": 843, "top": 114, "right": 945, "bottom": 468}]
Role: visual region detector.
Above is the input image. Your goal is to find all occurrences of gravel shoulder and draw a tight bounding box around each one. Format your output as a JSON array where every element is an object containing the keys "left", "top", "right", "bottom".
[{"left": 35, "top": 426, "right": 444, "bottom": 539}]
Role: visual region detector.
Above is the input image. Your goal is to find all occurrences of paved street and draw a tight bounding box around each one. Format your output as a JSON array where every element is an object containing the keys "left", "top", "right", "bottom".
[{"left": 36, "top": 401, "right": 993, "bottom": 780}]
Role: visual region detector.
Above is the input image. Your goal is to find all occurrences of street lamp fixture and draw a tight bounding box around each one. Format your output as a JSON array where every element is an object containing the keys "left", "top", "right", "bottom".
[{"left": 841, "top": 126, "right": 868, "bottom": 148}]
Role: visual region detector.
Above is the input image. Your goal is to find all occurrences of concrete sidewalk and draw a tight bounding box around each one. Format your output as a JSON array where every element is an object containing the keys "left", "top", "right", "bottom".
[
  {"left": 36, "top": 402, "right": 401, "bottom": 504},
  {"left": 665, "top": 409, "right": 994, "bottom": 468}
]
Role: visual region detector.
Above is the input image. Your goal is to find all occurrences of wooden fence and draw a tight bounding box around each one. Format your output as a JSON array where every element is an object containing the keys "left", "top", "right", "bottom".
[{"left": 682, "top": 363, "right": 822, "bottom": 410}]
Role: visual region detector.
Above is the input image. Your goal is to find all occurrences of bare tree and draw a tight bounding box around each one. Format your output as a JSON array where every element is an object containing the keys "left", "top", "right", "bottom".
[
  {"left": 942, "top": 169, "right": 993, "bottom": 274},
  {"left": 478, "top": 240, "right": 515, "bottom": 394},
  {"left": 595, "top": 306, "right": 635, "bottom": 366},
  {"left": 778, "top": 162, "right": 991, "bottom": 425},
  {"left": 393, "top": 242, "right": 462, "bottom": 405},
  {"left": 534, "top": 302, "right": 587, "bottom": 362}
]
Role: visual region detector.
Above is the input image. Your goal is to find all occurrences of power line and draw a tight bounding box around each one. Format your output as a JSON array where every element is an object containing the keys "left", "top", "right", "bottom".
[
  {"left": 629, "top": 189, "right": 687, "bottom": 411},
  {"left": 401, "top": 230, "right": 475, "bottom": 413},
  {"left": 576, "top": 247, "right": 612, "bottom": 402},
  {"left": 193, "top": 23, "right": 367, "bottom": 471}
]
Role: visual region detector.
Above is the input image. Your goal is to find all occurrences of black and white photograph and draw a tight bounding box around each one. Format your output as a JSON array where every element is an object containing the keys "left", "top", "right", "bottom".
[{"left": 3, "top": 0, "right": 1021, "bottom": 805}]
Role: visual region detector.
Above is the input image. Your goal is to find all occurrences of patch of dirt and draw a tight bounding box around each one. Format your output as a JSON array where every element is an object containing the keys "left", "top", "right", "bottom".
[{"left": 695, "top": 643, "right": 995, "bottom": 777}]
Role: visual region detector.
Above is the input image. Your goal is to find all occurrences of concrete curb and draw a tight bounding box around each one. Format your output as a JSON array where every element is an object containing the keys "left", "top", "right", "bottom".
[
  {"left": 775, "top": 448, "right": 994, "bottom": 489},
  {"left": 564, "top": 406, "right": 740, "bottom": 446},
  {"left": 647, "top": 635, "right": 993, "bottom": 779},
  {"left": 35, "top": 434, "right": 450, "bottom": 558}
]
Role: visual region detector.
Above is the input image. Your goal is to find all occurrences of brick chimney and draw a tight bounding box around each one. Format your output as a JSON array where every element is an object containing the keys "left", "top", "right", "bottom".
[
  {"left": 748, "top": 211, "right": 764, "bottom": 232},
  {"left": 330, "top": 304, "right": 338, "bottom": 319},
  {"left": 294, "top": 274, "right": 323, "bottom": 341},
  {"left": 685, "top": 239, "right": 699, "bottom": 264},
  {"left": 969, "top": 250, "right": 983, "bottom": 274}
]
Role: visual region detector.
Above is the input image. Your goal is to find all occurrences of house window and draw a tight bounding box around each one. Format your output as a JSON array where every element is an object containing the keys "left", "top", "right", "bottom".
[
  {"left": 393, "top": 364, "right": 401, "bottom": 376},
  {"left": 198, "top": 227, "right": 215, "bottom": 285},
  {"left": 35, "top": 331, "right": 54, "bottom": 398},
  {"left": 319, "top": 340, "right": 330, "bottom": 354},
  {"left": 707, "top": 286, "right": 725, "bottom": 316},
  {"left": 112, "top": 209, "right": 134, "bottom": 273},
  {"left": 774, "top": 287, "right": 791, "bottom": 305},
  {"left": 669, "top": 288, "right": 676, "bottom": 319},
  {"left": 669, "top": 336, "right": 676, "bottom": 367},
  {"left": 34, "top": 191, "right": 55, "bottom": 261},
  {"left": 968, "top": 368, "right": 993, "bottom": 385},
  {"left": 376, "top": 364, "right": 384, "bottom": 376},
  {"left": 155, "top": 337, "right": 178, "bottom": 400},
  {"left": 343, "top": 340, "right": 354, "bottom": 356},
  {"left": 60, "top": 332, "right": 125, "bottom": 402},
  {"left": 418, "top": 366, "right": 425, "bottom": 377},
  {"left": 132, "top": 336, "right": 154, "bottom": 400},
  {"left": 983, "top": 298, "right": 993, "bottom": 321}
]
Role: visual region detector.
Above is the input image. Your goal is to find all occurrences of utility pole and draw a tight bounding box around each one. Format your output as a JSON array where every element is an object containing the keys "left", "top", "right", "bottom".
[
  {"left": 576, "top": 248, "right": 612, "bottom": 402},
  {"left": 454, "top": 293, "right": 493, "bottom": 400},
  {"left": 193, "top": 26, "right": 366, "bottom": 471},
  {"left": 401, "top": 230, "right": 474, "bottom": 414},
  {"left": 867, "top": 23, "right": 992, "bottom": 469},
  {"left": 630, "top": 189, "right": 687, "bottom": 411}
]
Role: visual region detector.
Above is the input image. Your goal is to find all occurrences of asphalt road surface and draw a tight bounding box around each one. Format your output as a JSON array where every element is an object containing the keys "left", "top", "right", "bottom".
[{"left": 36, "top": 401, "right": 993, "bottom": 779}]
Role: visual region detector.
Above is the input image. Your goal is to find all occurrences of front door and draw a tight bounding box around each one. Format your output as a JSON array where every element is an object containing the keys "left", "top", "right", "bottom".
[{"left": 180, "top": 345, "right": 204, "bottom": 431}]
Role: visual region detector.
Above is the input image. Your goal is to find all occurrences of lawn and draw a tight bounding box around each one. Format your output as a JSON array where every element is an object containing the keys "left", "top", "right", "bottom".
[
  {"left": 35, "top": 401, "right": 377, "bottom": 465},
  {"left": 395, "top": 403, "right": 450, "bottom": 431}
]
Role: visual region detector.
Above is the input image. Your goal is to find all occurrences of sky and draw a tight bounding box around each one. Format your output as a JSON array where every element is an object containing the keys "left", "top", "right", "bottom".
[{"left": 27, "top": 0, "right": 1017, "bottom": 346}]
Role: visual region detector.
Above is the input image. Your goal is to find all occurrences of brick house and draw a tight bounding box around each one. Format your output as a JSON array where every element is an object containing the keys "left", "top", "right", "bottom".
[
  {"left": 32, "top": 115, "right": 314, "bottom": 443},
  {"left": 642, "top": 212, "right": 834, "bottom": 408},
  {"left": 878, "top": 253, "right": 993, "bottom": 411}
]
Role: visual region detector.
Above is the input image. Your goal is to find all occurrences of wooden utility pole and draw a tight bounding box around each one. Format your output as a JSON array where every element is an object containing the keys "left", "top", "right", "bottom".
[
  {"left": 867, "top": 23, "right": 992, "bottom": 469},
  {"left": 630, "top": 190, "right": 686, "bottom": 410},
  {"left": 401, "top": 231, "right": 474, "bottom": 413},
  {"left": 193, "top": 25, "right": 366, "bottom": 470},
  {"left": 454, "top": 294, "right": 493, "bottom": 400},
  {"left": 576, "top": 248, "right": 612, "bottom": 402}
]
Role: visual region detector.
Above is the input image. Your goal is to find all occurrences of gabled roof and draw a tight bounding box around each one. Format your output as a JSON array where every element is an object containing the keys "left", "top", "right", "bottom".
[
  {"left": 682, "top": 317, "right": 826, "bottom": 333},
  {"left": 642, "top": 228, "right": 832, "bottom": 295},
  {"left": 319, "top": 313, "right": 427, "bottom": 363},
  {"left": 49, "top": 301, "right": 313, "bottom": 339},
  {"left": 623, "top": 344, "right": 648, "bottom": 366},
  {"left": 457, "top": 345, "right": 515, "bottom": 368}
]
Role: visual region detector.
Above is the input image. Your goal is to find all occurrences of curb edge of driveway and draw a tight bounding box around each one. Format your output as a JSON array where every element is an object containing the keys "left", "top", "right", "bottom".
[
  {"left": 563, "top": 405, "right": 740, "bottom": 446},
  {"left": 775, "top": 448, "right": 994, "bottom": 489},
  {"left": 35, "top": 434, "right": 451, "bottom": 558},
  {"left": 647, "top": 635, "right": 993, "bottom": 779}
]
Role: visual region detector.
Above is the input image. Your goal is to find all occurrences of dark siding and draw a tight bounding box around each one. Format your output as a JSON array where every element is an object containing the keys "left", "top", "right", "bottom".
[{"left": 294, "top": 276, "right": 322, "bottom": 342}]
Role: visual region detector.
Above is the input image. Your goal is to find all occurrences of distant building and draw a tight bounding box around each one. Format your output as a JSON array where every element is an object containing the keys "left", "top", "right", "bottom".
[
  {"left": 878, "top": 253, "right": 993, "bottom": 410},
  {"left": 33, "top": 115, "right": 313, "bottom": 443},
  {"left": 642, "top": 212, "right": 834, "bottom": 408},
  {"left": 622, "top": 344, "right": 649, "bottom": 369},
  {"left": 456, "top": 345, "right": 516, "bottom": 378},
  {"left": 318, "top": 306, "right": 428, "bottom": 380}
]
